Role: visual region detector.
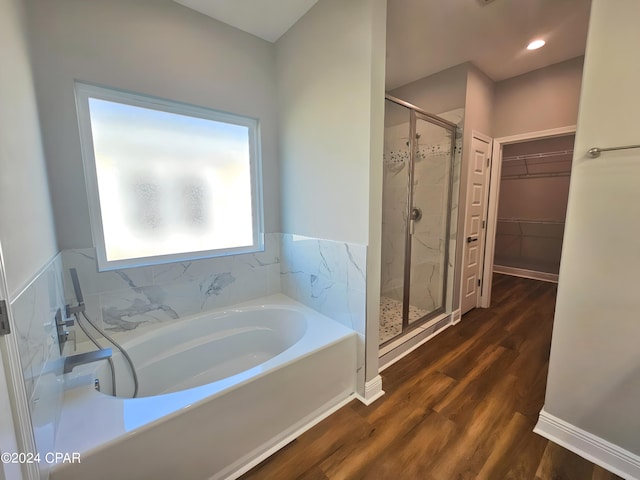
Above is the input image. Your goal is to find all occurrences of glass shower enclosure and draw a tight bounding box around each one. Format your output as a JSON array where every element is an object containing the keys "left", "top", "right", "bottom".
[{"left": 379, "top": 95, "right": 460, "bottom": 346}]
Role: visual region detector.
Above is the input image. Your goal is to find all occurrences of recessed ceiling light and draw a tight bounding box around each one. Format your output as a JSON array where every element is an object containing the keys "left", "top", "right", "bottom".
[{"left": 527, "top": 39, "right": 546, "bottom": 50}]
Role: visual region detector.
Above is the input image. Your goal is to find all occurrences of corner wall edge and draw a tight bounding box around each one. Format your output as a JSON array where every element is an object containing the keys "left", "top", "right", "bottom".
[{"left": 356, "top": 375, "right": 384, "bottom": 406}]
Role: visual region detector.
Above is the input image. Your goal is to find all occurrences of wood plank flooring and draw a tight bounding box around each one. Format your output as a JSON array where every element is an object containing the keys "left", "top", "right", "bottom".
[{"left": 241, "top": 274, "right": 622, "bottom": 480}]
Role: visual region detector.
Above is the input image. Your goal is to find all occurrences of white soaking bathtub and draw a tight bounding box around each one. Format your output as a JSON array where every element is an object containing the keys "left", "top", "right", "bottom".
[{"left": 52, "top": 294, "right": 357, "bottom": 480}]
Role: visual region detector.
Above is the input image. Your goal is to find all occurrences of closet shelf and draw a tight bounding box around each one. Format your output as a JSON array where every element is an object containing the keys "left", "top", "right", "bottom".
[
  {"left": 496, "top": 218, "right": 565, "bottom": 239},
  {"left": 502, "top": 149, "right": 573, "bottom": 162},
  {"left": 502, "top": 172, "right": 570, "bottom": 180},
  {"left": 501, "top": 149, "right": 573, "bottom": 179}
]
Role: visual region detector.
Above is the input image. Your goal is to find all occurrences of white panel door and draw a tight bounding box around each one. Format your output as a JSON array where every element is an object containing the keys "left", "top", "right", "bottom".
[{"left": 461, "top": 135, "right": 491, "bottom": 315}]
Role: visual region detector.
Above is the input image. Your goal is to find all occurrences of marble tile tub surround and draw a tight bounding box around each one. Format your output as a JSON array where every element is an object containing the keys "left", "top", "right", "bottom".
[
  {"left": 279, "top": 234, "right": 367, "bottom": 381},
  {"left": 61, "top": 233, "right": 282, "bottom": 336},
  {"left": 62, "top": 233, "right": 366, "bottom": 341},
  {"left": 280, "top": 234, "right": 366, "bottom": 333},
  {"left": 10, "top": 253, "right": 66, "bottom": 467},
  {"left": 60, "top": 232, "right": 367, "bottom": 397}
]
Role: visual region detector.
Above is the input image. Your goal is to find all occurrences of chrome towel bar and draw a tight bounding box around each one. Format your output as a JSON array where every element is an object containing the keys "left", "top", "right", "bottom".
[{"left": 587, "top": 144, "right": 640, "bottom": 158}]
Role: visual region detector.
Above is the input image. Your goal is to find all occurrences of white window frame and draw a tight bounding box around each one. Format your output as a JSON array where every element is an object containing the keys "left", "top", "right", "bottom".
[{"left": 74, "top": 82, "right": 264, "bottom": 271}]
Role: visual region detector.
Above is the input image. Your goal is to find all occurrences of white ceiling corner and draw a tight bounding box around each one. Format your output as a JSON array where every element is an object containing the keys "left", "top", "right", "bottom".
[
  {"left": 386, "top": 0, "right": 592, "bottom": 89},
  {"left": 173, "top": 0, "right": 591, "bottom": 88},
  {"left": 173, "top": 0, "right": 318, "bottom": 43}
]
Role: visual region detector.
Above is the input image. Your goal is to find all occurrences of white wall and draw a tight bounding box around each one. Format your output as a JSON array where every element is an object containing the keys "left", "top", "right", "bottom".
[
  {"left": 25, "top": 0, "right": 280, "bottom": 250},
  {"left": 276, "top": 0, "right": 385, "bottom": 246},
  {"left": 464, "top": 65, "right": 494, "bottom": 138},
  {"left": 0, "top": 1, "right": 61, "bottom": 476},
  {"left": 275, "top": 0, "right": 386, "bottom": 387},
  {"left": 365, "top": 0, "right": 387, "bottom": 386},
  {"left": 0, "top": 0, "right": 58, "bottom": 297},
  {"left": 541, "top": 0, "right": 640, "bottom": 462},
  {"left": 389, "top": 63, "right": 468, "bottom": 114},
  {"left": 493, "top": 56, "right": 584, "bottom": 138}
]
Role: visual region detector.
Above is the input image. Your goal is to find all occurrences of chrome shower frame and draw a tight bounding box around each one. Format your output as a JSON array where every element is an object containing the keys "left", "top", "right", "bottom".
[{"left": 382, "top": 94, "right": 458, "bottom": 346}]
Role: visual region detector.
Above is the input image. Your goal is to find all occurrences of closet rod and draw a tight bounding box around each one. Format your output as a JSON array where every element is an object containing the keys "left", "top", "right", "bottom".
[
  {"left": 496, "top": 232, "right": 564, "bottom": 239},
  {"left": 502, "top": 149, "right": 573, "bottom": 162},
  {"left": 497, "top": 218, "right": 565, "bottom": 225},
  {"left": 501, "top": 172, "right": 571, "bottom": 180},
  {"left": 503, "top": 156, "right": 571, "bottom": 166}
]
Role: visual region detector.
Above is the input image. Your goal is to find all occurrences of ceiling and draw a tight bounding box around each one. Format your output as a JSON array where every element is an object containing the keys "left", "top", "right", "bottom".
[
  {"left": 173, "top": 0, "right": 318, "bottom": 43},
  {"left": 386, "top": 0, "right": 592, "bottom": 89},
  {"left": 173, "top": 0, "right": 591, "bottom": 88}
]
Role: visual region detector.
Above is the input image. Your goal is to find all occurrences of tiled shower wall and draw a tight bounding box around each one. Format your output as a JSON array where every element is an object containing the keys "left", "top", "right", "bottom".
[
  {"left": 380, "top": 108, "right": 464, "bottom": 314},
  {"left": 10, "top": 254, "right": 66, "bottom": 472}
]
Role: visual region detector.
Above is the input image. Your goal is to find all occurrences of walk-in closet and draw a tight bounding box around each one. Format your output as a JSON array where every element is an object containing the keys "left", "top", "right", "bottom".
[{"left": 494, "top": 134, "right": 575, "bottom": 281}]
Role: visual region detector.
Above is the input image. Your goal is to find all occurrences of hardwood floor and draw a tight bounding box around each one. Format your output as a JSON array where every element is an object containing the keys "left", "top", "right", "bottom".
[{"left": 241, "top": 274, "right": 622, "bottom": 480}]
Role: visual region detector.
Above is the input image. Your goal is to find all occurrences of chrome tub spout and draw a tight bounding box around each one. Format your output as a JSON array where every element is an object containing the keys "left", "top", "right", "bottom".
[{"left": 63, "top": 348, "right": 112, "bottom": 374}]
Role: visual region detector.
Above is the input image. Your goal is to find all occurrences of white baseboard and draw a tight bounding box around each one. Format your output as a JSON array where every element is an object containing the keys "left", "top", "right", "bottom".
[
  {"left": 535, "top": 409, "right": 640, "bottom": 480},
  {"left": 493, "top": 265, "right": 558, "bottom": 283},
  {"left": 452, "top": 309, "right": 462, "bottom": 325},
  {"left": 356, "top": 375, "right": 384, "bottom": 406}
]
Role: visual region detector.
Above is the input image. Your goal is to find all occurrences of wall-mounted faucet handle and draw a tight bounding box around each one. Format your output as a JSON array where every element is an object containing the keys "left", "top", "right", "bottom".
[
  {"left": 55, "top": 311, "right": 75, "bottom": 328},
  {"left": 55, "top": 308, "right": 76, "bottom": 354}
]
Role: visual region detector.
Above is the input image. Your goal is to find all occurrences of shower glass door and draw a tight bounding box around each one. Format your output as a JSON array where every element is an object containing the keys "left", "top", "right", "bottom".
[
  {"left": 380, "top": 96, "right": 457, "bottom": 346},
  {"left": 407, "top": 114, "right": 454, "bottom": 325},
  {"left": 379, "top": 99, "right": 411, "bottom": 343}
]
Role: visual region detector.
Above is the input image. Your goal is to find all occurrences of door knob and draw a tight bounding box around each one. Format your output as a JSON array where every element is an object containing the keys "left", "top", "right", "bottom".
[
  {"left": 467, "top": 237, "right": 478, "bottom": 243},
  {"left": 410, "top": 207, "right": 422, "bottom": 221}
]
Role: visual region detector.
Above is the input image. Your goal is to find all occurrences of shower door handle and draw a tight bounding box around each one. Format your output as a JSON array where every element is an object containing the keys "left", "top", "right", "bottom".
[
  {"left": 409, "top": 207, "right": 422, "bottom": 235},
  {"left": 467, "top": 237, "right": 478, "bottom": 243}
]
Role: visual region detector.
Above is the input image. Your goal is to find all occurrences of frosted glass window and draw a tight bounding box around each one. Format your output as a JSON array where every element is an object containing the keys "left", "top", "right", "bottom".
[{"left": 75, "top": 83, "right": 263, "bottom": 270}]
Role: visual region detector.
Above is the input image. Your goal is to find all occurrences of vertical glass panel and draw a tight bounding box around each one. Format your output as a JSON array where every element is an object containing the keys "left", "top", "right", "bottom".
[
  {"left": 408, "top": 115, "right": 453, "bottom": 324},
  {"left": 379, "top": 100, "right": 411, "bottom": 344},
  {"left": 445, "top": 110, "right": 464, "bottom": 314},
  {"left": 87, "top": 98, "right": 254, "bottom": 262}
]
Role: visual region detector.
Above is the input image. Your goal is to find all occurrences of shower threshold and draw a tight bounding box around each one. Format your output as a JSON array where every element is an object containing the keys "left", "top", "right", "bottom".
[{"left": 378, "top": 310, "right": 453, "bottom": 371}]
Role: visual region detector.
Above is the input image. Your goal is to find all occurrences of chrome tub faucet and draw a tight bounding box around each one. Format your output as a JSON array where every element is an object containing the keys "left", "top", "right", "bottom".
[{"left": 63, "top": 348, "right": 112, "bottom": 374}]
